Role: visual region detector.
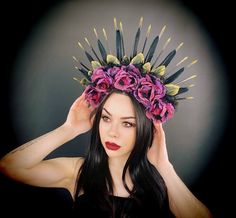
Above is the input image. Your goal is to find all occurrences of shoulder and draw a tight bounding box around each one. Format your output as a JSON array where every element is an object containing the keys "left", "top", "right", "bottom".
[
  {"left": 55, "top": 156, "right": 84, "bottom": 178},
  {"left": 73, "top": 157, "right": 85, "bottom": 173},
  {"left": 53, "top": 157, "right": 84, "bottom": 194}
]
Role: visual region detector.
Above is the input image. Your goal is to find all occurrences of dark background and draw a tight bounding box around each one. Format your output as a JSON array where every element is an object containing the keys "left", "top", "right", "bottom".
[{"left": 0, "top": 1, "right": 235, "bottom": 217}]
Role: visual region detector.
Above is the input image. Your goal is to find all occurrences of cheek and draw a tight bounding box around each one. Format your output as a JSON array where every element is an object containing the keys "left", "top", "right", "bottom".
[
  {"left": 99, "top": 121, "right": 106, "bottom": 141},
  {"left": 122, "top": 129, "right": 136, "bottom": 147}
]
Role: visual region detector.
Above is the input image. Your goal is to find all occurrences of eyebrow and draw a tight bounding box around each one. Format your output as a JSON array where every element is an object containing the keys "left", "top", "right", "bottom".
[{"left": 103, "top": 108, "right": 136, "bottom": 120}]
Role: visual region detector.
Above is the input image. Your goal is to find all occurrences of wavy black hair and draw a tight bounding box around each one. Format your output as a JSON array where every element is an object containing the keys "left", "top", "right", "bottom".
[{"left": 74, "top": 89, "right": 169, "bottom": 217}]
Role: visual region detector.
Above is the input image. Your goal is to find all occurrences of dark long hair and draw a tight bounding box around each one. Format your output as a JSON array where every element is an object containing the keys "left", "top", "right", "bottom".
[{"left": 74, "top": 90, "right": 168, "bottom": 217}]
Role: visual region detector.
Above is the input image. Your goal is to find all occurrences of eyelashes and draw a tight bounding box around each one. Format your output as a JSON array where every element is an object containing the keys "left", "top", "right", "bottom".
[{"left": 101, "top": 115, "right": 136, "bottom": 128}]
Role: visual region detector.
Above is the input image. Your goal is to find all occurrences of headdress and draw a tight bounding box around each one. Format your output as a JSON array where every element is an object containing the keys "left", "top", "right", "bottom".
[{"left": 73, "top": 17, "right": 197, "bottom": 123}]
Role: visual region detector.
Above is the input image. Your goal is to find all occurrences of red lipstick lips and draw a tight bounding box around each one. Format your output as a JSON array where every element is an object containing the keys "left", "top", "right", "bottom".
[{"left": 105, "top": 142, "right": 121, "bottom": 150}]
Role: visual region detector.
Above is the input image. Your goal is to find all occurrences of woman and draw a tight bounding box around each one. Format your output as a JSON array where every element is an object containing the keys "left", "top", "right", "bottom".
[
  {"left": 0, "top": 17, "right": 212, "bottom": 217},
  {"left": 0, "top": 89, "right": 211, "bottom": 217}
]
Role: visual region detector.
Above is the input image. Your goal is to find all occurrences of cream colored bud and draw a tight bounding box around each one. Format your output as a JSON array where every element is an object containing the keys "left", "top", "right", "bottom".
[
  {"left": 91, "top": 61, "right": 102, "bottom": 70},
  {"left": 142, "top": 62, "right": 151, "bottom": 73},
  {"left": 130, "top": 53, "right": 144, "bottom": 65},
  {"left": 106, "top": 54, "right": 120, "bottom": 65},
  {"left": 152, "top": 65, "right": 166, "bottom": 76},
  {"left": 165, "top": 84, "right": 180, "bottom": 96}
]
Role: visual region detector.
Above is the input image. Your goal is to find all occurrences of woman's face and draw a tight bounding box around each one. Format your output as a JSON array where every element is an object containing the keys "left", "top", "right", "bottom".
[{"left": 99, "top": 93, "right": 137, "bottom": 159}]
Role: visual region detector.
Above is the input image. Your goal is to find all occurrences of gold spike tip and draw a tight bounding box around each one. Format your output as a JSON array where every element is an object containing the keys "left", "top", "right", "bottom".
[
  {"left": 74, "top": 66, "right": 79, "bottom": 70},
  {"left": 93, "top": 28, "right": 98, "bottom": 39},
  {"left": 103, "top": 28, "right": 108, "bottom": 41},
  {"left": 72, "top": 56, "right": 78, "bottom": 62},
  {"left": 114, "top": 17, "right": 117, "bottom": 30},
  {"left": 159, "top": 25, "right": 166, "bottom": 38},
  {"left": 119, "top": 22, "right": 123, "bottom": 32},
  {"left": 73, "top": 77, "right": 79, "bottom": 82},
  {"left": 78, "top": 41, "right": 84, "bottom": 50},
  {"left": 176, "top": 74, "right": 197, "bottom": 85},
  {"left": 176, "top": 42, "right": 184, "bottom": 51},
  {"left": 176, "top": 56, "right": 188, "bottom": 66},
  {"left": 186, "top": 96, "right": 194, "bottom": 100},
  {"left": 139, "top": 17, "right": 144, "bottom": 28},
  {"left": 187, "top": 59, "right": 198, "bottom": 68},
  {"left": 163, "top": 37, "right": 171, "bottom": 50},
  {"left": 84, "top": 37, "right": 91, "bottom": 47},
  {"left": 146, "top": 25, "right": 152, "bottom": 37},
  {"left": 188, "top": 84, "right": 195, "bottom": 88}
]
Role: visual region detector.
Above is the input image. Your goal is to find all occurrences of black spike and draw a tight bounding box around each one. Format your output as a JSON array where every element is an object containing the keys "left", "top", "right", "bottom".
[
  {"left": 97, "top": 39, "right": 107, "bottom": 62},
  {"left": 164, "top": 67, "right": 185, "bottom": 84},
  {"left": 176, "top": 87, "right": 189, "bottom": 95},
  {"left": 80, "top": 62, "right": 90, "bottom": 71},
  {"left": 132, "top": 28, "right": 140, "bottom": 58},
  {"left": 85, "top": 51, "right": 94, "bottom": 62},
  {"left": 141, "top": 37, "right": 147, "bottom": 54},
  {"left": 120, "top": 30, "right": 125, "bottom": 58},
  {"left": 145, "top": 36, "right": 159, "bottom": 62},
  {"left": 79, "top": 68, "right": 91, "bottom": 81},
  {"left": 116, "top": 30, "right": 122, "bottom": 60},
  {"left": 159, "top": 50, "right": 176, "bottom": 67}
]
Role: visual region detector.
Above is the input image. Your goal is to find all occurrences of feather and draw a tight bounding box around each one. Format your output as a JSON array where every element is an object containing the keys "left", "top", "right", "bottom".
[
  {"left": 164, "top": 67, "right": 185, "bottom": 84},
  {"left": 84, "top": 37, "right": 101, "bottom": 63},
  {"left": 132, "top": 28, "right": 140, "bottom": 58},
  {"left": 159, "top": 50, "right": 176, "bottom": 67},
  {"left": 79, "top": 68, "right": 91, "bottom": 81},
  {"left": 84, "top": 52, "right": 93, "bottom": 62},
  {"left": 119, "top": 22, "right": 125, "bottom": 58},
  {"left": 145, "top": 36, "right": 159, "bottom": 62},
  {"left": 176, "top": 87, "right": 189, "bottom": 95},
  {"left": 97, "top": 39, "right": 107, "bottom": 62},
  {"left": 116, "top": 30, "right": 122, "bottom": 60},
  {"left": 142, "top": 24, "right": 151, "bottom": 53}
]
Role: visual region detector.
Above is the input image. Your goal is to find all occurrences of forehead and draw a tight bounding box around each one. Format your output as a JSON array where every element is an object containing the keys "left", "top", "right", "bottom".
[{"left": 103, "top": 93, "right": 135, "bottom": 116}]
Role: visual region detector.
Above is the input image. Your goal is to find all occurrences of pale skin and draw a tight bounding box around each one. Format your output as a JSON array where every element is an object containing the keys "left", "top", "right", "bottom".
[{"left": 0, "top": 92, "right": 212, "bottom": 218}]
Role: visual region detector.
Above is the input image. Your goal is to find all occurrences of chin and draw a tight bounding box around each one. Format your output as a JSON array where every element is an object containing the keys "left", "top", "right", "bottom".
[{"left": 104, "top": 148, "right": 131, "bottom": 159}]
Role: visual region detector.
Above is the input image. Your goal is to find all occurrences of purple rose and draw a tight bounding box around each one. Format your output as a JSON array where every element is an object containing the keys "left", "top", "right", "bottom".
[
  {"left": 146, "top": 98, "right": 175, "bottom": 123},
  {"left": 151, "top": 75, "right": 166, "bottom": 98},
  {"left": 113, "top": 68, "right": 140, "bottom": 92},
  {"left": 107, "top": 66, "right": 122, "bottom": 77},
  {"left": 121, "top": 64, "right": 141, "bottom": 74},
  {"left": 84, "top": 85, "right": 107, "bottom": 107},
  {"left": 91, "top": 67, "right": 113, "bottom": 92},
  {"left": 134, "top": 75, "right": 156, "bottom": 107}
]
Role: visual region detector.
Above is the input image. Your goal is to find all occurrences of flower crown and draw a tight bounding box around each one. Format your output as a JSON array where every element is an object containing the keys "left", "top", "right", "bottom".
[{"left": 73, "top": 17, "right": 197, "bottom": 123}]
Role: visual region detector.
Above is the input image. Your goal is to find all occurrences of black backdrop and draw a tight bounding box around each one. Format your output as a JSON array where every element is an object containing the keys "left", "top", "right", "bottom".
[{"left": 0, "top": 1, "right": 235, "bottom": 217}]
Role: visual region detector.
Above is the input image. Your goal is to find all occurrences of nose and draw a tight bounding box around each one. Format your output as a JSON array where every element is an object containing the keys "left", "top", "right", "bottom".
[{"left": 108, "top": 123, "right": 119, "bottom": 138}]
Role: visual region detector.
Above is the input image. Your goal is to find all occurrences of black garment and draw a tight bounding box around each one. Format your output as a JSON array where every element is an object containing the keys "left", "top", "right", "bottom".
[{"left": 73, "top": 193, "right": 175, "bottom": 218}]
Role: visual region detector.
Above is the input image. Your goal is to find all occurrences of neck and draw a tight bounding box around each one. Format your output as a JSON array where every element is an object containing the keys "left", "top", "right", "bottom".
[
  {"left": 108, "top": 154, "right": 129, "bottom": 171},
  {"left": 108, "top": 154, "right": 133, "bottom": 197}
]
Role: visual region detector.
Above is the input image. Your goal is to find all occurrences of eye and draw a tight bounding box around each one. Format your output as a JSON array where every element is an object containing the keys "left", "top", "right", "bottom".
[
  {"left": 101, "top": 115, "right": 110, "bottom": 122},
  {"left": 123, "top": 122, "right": 136, "bottom": 128}
]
